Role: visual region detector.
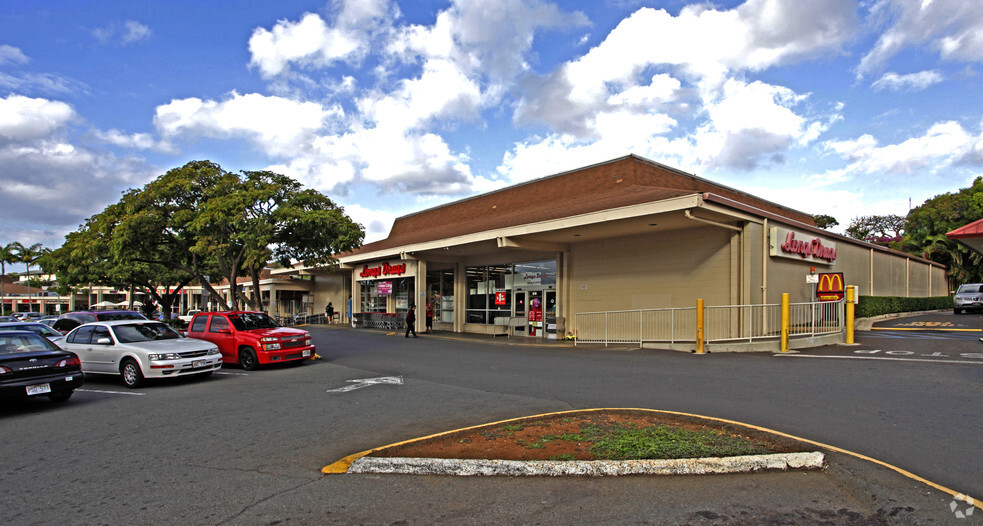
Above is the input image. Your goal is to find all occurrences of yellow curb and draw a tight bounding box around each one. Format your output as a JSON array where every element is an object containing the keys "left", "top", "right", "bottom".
[{"left": 322, "top": 407, "right": 982, "bottom": 511}]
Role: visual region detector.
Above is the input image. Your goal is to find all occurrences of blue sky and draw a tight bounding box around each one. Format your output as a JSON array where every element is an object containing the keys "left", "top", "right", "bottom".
[{"left": 3, "top": 0, "right": 983, "bottom": 268}]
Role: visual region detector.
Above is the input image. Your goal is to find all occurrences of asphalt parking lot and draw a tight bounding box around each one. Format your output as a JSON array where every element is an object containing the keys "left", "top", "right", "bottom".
[{"left": 1, "top": 315, "right": 981, "bottom": 524}]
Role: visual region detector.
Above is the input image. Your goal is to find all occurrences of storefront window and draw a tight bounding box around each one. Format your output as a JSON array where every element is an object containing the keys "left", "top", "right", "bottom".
[{"left": 466, "top": 264, "right": 517, "bottom": 325}]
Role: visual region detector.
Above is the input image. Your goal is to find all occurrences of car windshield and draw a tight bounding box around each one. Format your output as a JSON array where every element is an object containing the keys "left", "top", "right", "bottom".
[
  {"left": 0, "top": 323, "right": 61, "bottom": 337},
  {"left": 0, "top": 333, "right": 58, "bottom": 354},
  {"left": 112, "top": 323, "right": 181, "bottom": 343},
  {"left": 957, "top": 284, "right": 983, "bottom": 294},
  {"left": 229, "top": 313, "right": 280, "bottom": 330}
]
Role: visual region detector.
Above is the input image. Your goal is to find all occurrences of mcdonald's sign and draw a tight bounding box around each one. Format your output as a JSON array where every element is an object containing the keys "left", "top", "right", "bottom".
[{"left": 817, "top": 272, "right": 844, "bottom": 301}]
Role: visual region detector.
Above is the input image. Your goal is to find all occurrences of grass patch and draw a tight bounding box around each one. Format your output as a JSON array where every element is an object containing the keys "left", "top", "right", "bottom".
[{"left": 582, "top": 423, "right": 772, "bottom": 460}]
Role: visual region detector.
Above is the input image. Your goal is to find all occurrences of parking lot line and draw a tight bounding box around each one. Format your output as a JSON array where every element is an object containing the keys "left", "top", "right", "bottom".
[
  {"left": 774, "top": 354, "right": 983, "bottom": 366},
  {"left": 76, "top": 389, "right": 146, "bottom": 396}
]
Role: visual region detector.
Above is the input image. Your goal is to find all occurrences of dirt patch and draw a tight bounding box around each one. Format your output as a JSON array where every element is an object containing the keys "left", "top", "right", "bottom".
[{"left": 369, "top": 409, "right": 813, "bottom": 461}]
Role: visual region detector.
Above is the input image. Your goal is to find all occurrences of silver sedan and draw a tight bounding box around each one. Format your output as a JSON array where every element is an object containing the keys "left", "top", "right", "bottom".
[{"left": 61, "top": 320, "right": 222, "bottom": 388}]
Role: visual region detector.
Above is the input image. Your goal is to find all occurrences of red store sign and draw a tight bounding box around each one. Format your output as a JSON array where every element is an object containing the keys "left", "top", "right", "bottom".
[
  {"left": 770, "top": 227, "right": 837, "bottom": 264},
  {"left": 359, "top": 262, "right": 407, "bottom": 279}
]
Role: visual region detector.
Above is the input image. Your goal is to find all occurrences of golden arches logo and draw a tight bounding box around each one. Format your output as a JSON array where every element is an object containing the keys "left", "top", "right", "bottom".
[{"left": 817, "top": 272, "right": 844, "bottom": 301}]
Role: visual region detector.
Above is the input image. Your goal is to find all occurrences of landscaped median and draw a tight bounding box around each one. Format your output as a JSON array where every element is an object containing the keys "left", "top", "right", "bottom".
[{"left": 323, "top": 408, "right": 825, "bottom": 476}]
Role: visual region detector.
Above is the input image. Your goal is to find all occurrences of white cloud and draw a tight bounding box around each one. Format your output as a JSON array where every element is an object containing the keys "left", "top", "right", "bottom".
[
  {"left": 871, "top": 70, "right": 944, "bottom": 91},
  {"left": 338, "top": 203, "right": 398, "bottom": 243},
  {"left": 820, "top": 120, "right": 978, "bottom": 184},
  {"left": 0, "top": 95, "right": 76, "bottom": 143},
  {"left": 858, "top": 0, "right": 983, "bottom": 77},
  {"left": 248, "top": 1, "right": 392, "bottom": 78},
  {"left": 0, "top": 45, "right": 29, "bottom": 65},
  {"left": 122, "top": 21, "right": 152, "bottom": 44},
  {"left": 92, "top": 20, "right": 152, "bottom": 45},
  {"left": 153, "top": 92, "right": 342, "bottom": 156}
]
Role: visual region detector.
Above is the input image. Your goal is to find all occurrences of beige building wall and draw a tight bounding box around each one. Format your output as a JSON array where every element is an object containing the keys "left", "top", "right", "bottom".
[
  {"left": 568, "top": 226, "right": 732, "bottom": 313},
  {"left": 312, "top": 272, "right": 349, "bottom": 321}
]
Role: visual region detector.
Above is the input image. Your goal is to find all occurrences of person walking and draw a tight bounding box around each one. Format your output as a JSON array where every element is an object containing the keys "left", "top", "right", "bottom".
[
  {"left": 405, "top": 304, "right": 418, "bottom": 338},
  {"left": 325, "top": 302, "right": 334, "bottom": 324},
  {"left": 425, "top": 302, "right": 433, "bottom": 333}
]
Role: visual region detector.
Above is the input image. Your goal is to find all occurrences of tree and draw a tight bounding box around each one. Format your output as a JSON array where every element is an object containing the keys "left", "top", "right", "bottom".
[
  {"left": 904, "top": 178, "right": 983, "bottom": 286},
  {"left": 60, "top": 160, "right": 364, "bottom": 313},
  {"left": 812, "top": 214, "right": 839, "bottom": 230},
  {"left": 0, "top": 243, "right": 17, "bottom": 315},
  {"left": 43, "top": 198, "right": 197, "bottom": 318},
  {"left": 844, "top": 214, "right": 906, "bottom": 250},
  {"left": 12, "top": 242, "right": 48, "bottom": 313}
]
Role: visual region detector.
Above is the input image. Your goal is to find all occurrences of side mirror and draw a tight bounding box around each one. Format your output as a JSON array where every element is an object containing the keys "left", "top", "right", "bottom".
[{"left": 96, "top": 337, "right": 113, "bottom": 345}]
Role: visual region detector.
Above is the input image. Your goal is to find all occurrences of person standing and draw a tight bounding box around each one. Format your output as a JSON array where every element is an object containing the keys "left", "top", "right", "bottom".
[
  {"left": 405, "top": 304, "right": 418, "bottom": 338},
  {"left": 325, "top": 302, "right": 334, "bottom": 324},
  {"left": 425, "top": 302, "right": 433, "bottom": 333}
]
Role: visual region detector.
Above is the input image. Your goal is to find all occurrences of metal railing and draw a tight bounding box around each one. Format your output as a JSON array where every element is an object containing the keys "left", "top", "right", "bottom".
[
  {"left": 575, "top": 299, "right": 844, "bottom": 347},
  {"left": 574, "top": 307, "right": 697, "bottom": 345}
]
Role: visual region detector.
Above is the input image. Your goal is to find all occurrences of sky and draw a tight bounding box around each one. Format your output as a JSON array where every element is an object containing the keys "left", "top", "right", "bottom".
[{"left": 3, "top": 0, "right": 983, "bottom": 270}]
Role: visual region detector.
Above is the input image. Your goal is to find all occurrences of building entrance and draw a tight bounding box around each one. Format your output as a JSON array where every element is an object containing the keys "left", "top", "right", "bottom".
[{"left": 513, "top": 286, "right": 556, "bottom": 338}]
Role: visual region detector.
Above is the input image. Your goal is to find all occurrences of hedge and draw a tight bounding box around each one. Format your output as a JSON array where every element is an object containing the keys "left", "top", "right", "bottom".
[{"left": 857, "top": 295, "right": 951, "bottom": 318}]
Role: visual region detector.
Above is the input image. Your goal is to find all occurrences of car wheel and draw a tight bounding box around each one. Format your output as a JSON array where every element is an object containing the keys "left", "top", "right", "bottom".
[
  {"left": 120, "top": 359, "right": 145, "bottom": 388},
  {"left": 238, "top": 348, "right": 258, "bottom": 371},
  {"left": 48, "top": 390, "right": 73, "bottom": 402}
]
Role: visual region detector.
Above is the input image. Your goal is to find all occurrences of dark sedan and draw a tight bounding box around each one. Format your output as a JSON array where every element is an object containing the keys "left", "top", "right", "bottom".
[{"left": 0, "top": 331, "right": 83, "bottom": 403}]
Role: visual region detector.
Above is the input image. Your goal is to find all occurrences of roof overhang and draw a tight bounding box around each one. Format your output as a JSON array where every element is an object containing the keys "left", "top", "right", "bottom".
[
  {"left": 338, "top": 193, "right": 756, "bottom": 266},
  {"left": 946, "top": 218, "right": 983, "bottom": 255}
]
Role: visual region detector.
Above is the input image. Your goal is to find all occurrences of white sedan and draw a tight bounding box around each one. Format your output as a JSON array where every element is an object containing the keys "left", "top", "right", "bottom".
[{"left": 61, "top": 320, "right": 222, "bottom": 388}]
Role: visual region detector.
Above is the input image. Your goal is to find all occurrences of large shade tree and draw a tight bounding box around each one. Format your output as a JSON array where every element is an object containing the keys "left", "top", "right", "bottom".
[{"left": 51, "top": 160, "right": 364, "bottom": 313}]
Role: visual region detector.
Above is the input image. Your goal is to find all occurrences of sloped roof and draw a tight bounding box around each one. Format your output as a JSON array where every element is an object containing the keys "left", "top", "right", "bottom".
[
  {"left": 947, "top": 218, "right": 983, "bottom": 254},
  {"left": 353, "top": 154, "right": 815, "bottom": 254}
]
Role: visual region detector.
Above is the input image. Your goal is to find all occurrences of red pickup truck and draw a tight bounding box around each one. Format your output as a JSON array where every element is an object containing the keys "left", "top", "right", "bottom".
[{"left": 186, "top": 311, "right": 315, "bottom": 370}]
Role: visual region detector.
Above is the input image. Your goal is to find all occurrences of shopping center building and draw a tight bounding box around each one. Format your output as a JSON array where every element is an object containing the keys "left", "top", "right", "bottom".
[
  {"left": 303, "top": 155, "right": 945, "bottom": 350},
  {"left": 5, "top": 155, "right": 946, "bottom": 350}
]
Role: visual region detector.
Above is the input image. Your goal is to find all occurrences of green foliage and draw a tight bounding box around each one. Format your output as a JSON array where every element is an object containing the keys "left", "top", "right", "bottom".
[
  {"left": 904, "top": 177, "right": 983, "bottom": 284},
  {"left": 812, "top": 214, "right": 839, "bottom": 230},
  {"left": 42, "top": 160, "right": 365, "bottom": 313},
  {"left": 856, "top": 295, "right": 952, "bottom": 318},
  {"left": 580, "top": 423, "right": 772, "bottom": 461}
]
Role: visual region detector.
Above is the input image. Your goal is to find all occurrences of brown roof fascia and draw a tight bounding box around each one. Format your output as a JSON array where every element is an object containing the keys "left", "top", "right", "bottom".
[
  {"left": 349, "top": 154, "right": 816, "bottom": 256},
  {"left": 702, "top": 193, "right": 945, "bottom": 268}
]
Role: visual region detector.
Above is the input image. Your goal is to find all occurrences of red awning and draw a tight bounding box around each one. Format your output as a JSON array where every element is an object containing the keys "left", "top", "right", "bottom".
[{"left": 947, "top": 218, "right": 983, "bottom": 254}]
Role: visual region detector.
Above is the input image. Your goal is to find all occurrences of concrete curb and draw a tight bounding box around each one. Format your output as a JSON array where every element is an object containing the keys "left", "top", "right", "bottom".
[{"left": 348, "top": 451, "right": 825, "bottom": 477}]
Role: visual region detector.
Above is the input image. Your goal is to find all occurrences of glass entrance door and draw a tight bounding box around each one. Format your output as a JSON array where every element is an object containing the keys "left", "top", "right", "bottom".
[{"left": 513, "top": 291, "right": 526, "bottom": 335}]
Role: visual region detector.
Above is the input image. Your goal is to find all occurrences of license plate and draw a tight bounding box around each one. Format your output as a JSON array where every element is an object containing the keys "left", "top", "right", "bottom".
[
  {"left": 193, "top": 360, "right": 206, "bottom": 368},
  {"left": 302, "top": 350, "right": 311, "bottom": 357},
  {"left": 26, "top": 383, "right": 51, "bottom": 396}
]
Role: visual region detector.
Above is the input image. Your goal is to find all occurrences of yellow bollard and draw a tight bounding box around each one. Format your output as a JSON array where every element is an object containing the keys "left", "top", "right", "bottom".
[
  {"left": 846, "top": 285, "right": 855, "bottom": 344},
  {"left": 696, "top": 298, "right": 705, "bottom": 354},
  {"left": 780, "top": 293, "right": 790, "bottom": 353}
]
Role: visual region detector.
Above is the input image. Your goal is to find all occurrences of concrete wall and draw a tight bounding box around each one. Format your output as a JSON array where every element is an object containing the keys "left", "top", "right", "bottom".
[{"left": 568, "top": 225, "right": 732, "bottom": 314}]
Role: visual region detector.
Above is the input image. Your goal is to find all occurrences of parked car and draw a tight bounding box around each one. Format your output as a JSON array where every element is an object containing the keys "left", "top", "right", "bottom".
[
  {"left": 60, "top": 320, "right": 222, "bottom": 388},
  {"left": 186, "top": 311, "right": 314, "bottom": 370},
  {"left": 177, "top": 309, "right": 201, "bottom": 325},
  {"left": 0, "top": 321, "right": 66, "bottom": 345},
  {"left": 0, "top": 316, "right": 15, "bottom": 323},
  {"left": 37, "top": 317, "right": 59, "bottom": 328},
  {"left": 0, "top": 330, "right": 83, "bottom": 403},
  {"left": 12, "top": 312, "right": 44, "bottom": 321},
  {"left": 52, "top": 310, "right": 147, "bottom": 335},
  {"left": 953, "top": 283, "right": 983, "bottom": 314}
]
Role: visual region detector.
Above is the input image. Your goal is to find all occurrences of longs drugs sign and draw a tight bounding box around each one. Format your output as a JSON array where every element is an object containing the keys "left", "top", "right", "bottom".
[{"left": 770, "top": 227, "right": 837, "bottom": 264}]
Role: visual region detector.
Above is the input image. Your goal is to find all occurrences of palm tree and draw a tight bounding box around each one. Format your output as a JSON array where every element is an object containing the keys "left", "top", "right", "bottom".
[
  {"left": 15, "top": 242, "right": 45, "bottom": 313},
  {"left": 0, "top": 243, "right": 18, "bottom": 315}
]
